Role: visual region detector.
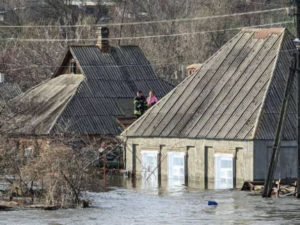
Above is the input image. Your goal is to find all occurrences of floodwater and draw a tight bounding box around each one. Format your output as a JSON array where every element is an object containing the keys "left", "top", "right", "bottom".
[{"left": 1, "top": 178, "right": 300, "bottom": 225}]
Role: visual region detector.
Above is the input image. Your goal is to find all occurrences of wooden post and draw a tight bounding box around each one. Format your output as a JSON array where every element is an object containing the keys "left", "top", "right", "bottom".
[
  {"left": 132, "top": 144, "right": 137, "bottom": 178},
  {"left": 185, "top": 148, "right": 189, "bottom": 186},
  {"left": 158, "top": 147, "right": 162, "bottom": 187},
  {"left": 233, "top": 149, "right": 238, "bottom": 189},
  {"left": 103, "top": 149, "right": 107, "bottom": 191},
  {"left": 204, "top": 147, "right": 209, "bottom": 189},
  {"left": 296, "top": 0, "right": 300, "bottom": 198},
  {"left": 262, "top": 55, "right": 297, "bottom": 197}
]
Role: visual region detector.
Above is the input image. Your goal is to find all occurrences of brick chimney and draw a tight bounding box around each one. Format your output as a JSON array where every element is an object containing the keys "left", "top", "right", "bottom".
[{"left": 97, "top": 27, "right": 110, "bottom": 52}]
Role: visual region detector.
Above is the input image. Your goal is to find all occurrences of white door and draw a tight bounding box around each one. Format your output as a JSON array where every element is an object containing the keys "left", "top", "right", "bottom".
[
  {"left": 168, "top": 152, "right": 185, "bottom": 186},
  {"left": 215, "top": 154, "right": 233, "bottom": 189},
  {"left": 141, "top": 151, "right": 158, "bottom": 187}
]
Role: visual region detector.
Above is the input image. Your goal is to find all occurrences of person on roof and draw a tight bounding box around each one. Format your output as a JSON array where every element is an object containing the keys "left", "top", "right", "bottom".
[
  {"left": 147, "top": 90, "right": 158, "bottom": 108},
  {"left": 134, "top": 91, "right": 147, "bottom": 118}
]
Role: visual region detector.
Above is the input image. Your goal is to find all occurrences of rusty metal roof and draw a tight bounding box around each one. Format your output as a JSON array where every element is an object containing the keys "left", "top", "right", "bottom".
[{"left": 123, "top": 28, "right": 297, "bottom": 140}]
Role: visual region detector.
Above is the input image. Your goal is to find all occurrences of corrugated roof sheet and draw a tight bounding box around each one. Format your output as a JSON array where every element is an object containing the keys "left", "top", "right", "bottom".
[
  {"left": 1, "top": 45, "right": 173, "bottom": 136},
  {"left": 51, "top": 45, "right": 173, "bottom": 135},
  {"left": 254, "top": 30, "right": 297, "bottom": 140},
  {"left": 0, "top": 75, "right": 84, "bottom": 135},
  {"left": 123, "top": 28, "right": 297, "bottom": 140}
]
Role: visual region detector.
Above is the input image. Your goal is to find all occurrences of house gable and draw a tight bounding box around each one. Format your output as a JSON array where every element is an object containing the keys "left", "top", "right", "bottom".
[
  {"left": 123, "top": 28, "right": 294, "bottom": 141},
  {"left": 54, "top": 49, "right": 83, "bottom": 77}
]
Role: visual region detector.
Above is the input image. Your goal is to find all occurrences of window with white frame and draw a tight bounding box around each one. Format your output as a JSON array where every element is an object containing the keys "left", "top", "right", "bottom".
[
  {"left": 215, "top": 154, "right": 234, "bottom": 189},
  {"left": 141, "top": 151, "right": 158, "bottom": 188},
  {"left": 168, "top": 152, "right": 185, "bottom": 187}
]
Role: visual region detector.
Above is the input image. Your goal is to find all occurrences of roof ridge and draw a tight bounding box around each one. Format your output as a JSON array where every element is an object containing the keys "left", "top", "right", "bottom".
[{"left": 242, "top": 27, "right": 285, "bottom": 39}]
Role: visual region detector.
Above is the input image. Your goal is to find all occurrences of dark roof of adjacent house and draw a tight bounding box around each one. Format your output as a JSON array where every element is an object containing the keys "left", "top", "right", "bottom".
[
  {"left": 1, "top": 45, "right": 173, "bottom": 136},
  {"left": 123, "top": 28, "right": 297, "bottom": 141},
  {"left": 0, "top": 82, "right": 22, "bottom": 110}
]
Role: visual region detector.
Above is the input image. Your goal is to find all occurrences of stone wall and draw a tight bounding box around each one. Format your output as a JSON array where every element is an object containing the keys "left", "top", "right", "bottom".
[{"left": 125, "top": 137, "right": 254, "bottom": 189}]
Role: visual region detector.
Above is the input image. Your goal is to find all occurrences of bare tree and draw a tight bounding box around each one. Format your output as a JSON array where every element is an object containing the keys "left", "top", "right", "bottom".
[{"left": 0, "top": 133, "right": 122, "bottom": 207}]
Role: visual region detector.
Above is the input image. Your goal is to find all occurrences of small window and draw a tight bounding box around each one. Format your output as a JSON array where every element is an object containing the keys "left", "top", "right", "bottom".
[
  {"left": 24, "top": 147, "right": 34, "bottom": 158},
  {"left": 141, "top": 151, "right": 158, "bottom": 188},
  {"left": 168, "top": 152, "right": 185, "bottom": 187},
  {"left": 71, "top": 60, "right": 77, "bottom": 74}
]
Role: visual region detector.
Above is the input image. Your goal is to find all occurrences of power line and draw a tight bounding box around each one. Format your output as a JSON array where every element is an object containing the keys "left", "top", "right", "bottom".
[
  {"left": 0, "top": 20, "right": 293, "bottom": 42},
  {"left": 1, "top": 61, "right": 200, "bottom": 72},
  {"left": 3, "top": 46, "right": 298, "bottom": 72},
  {"left": 0, "top": 7, "right": 288, "bottom": 28},
  {"left": 245, "top": 0, "right": 280, "bottom": 6}
]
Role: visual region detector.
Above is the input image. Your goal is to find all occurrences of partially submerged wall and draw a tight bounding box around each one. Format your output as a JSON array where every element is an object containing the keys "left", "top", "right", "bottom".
[
  {"left": 253, "top": 140, "right": 297, "bottom": 180},
  {"left": 125, "top": 137, "right": 254, "bottom": 189}
]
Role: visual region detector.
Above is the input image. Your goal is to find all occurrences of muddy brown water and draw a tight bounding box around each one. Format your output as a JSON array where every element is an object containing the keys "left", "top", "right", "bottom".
[{"left": 1, "top": 177, "right": 300, "bottom": 225}]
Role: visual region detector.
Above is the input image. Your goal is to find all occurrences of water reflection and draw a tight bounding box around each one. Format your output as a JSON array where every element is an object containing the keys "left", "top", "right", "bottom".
[{"left": 2, "top": 176, "right": 300, "bottom": 225}]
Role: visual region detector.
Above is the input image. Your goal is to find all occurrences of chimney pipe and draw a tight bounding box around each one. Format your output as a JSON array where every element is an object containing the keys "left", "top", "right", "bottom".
[
  {"left": 0, "top": 73, "right": 5, "bottom": 83},
  {"left": 97, "top": 27, "right": 110, "bottom": 52}
]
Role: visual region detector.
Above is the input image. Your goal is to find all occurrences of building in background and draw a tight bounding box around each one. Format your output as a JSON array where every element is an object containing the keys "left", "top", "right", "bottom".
[{"left": 0, "top": 27, "right": 173, "bottom": 162}]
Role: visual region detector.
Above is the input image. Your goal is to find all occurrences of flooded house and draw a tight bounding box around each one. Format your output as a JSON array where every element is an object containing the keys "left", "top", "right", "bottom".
[
  {"left": 0, "top": 27, "right": 173, "bottom": 157},
  {"left": 122, "top": 28, "right": 297, "bottom": 189}
]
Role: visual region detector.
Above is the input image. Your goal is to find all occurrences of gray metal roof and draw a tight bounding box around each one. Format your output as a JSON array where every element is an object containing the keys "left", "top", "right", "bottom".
[
  {"left": 51, "top": 45, "right": 173, "bottom": 135},
  {"left": 1, "top": 45, "right": 173, "bottom": 136},
  {"left": 123, "top": 28, "right": 297, "bottom": 140}
]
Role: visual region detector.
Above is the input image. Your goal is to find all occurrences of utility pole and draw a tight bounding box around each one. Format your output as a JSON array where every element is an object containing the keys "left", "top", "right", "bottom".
[
  {"left": 262, "top": 55, "right": 296, "bottom": 197},
  {"left": 263, "top": 0, "right": 300, "bottom": 198},
  {"left": 295, "top": 0, "right": 300, "bottom": 198}
]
